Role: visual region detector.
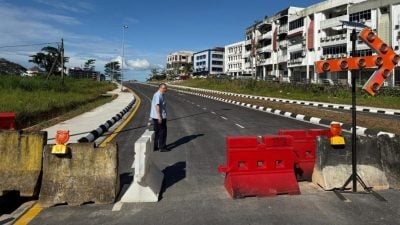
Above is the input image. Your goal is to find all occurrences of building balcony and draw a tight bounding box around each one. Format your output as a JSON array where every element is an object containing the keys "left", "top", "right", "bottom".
[
  {"left": 257, "top": 45, "right": 272, "bottom": 53},
  {"left": 320, "top": 53, "right": 348, "bottom": 60},
  {"left": 244, "top": 62, "right": 253, "bottom": 69},
  {"left": 288, "top": 26, "right": 304, "bottom": 37},
  {"left": 320, "top": 15, "right": 348, "bottom": 30},
  {"left": 258, "top": 31, "right": 272, "bottom": 40},
  {"left": 278, "top": 55, "right": 288, "bottom": 63},
  {"left": 258, "top": 58, "right": 273, "bottom": 66},
  {"left": 245, "top": 39, "right": 252, "bottom": 46},
  {"left": 320, "top": 34, "right": 347, "bottom": 47},
  {"left": 279, "top": 40, "right": 288, "bottom": 49},
  {"left": 288, "top": 58, "right": 304, "bottom": 66},
  {"left": 288, "top": 43, "right": 304, "bottom": 52},
  {"left": 278, "top": 24, "right": 288, "bottom": 34}
]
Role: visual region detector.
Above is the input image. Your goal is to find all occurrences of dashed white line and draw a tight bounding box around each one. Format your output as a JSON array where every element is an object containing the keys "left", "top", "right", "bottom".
[
  {"left": 197, "top": 105, "right": 201, "bottom": 107},
  {"left": 220, "top": 116, "right": 228, "bottom": 120},
  {"left": 211, "top": 111, "right": 216, "bottom": 115},
  {"left": 202, "top": 108, "right": 207, "bottom": 110},
  {"left": 235, "top": 123, "right": 245, "bottom": 129}
]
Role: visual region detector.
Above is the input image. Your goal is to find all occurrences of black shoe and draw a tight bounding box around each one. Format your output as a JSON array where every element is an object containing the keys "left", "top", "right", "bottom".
[
  {"left": 154, "top": 146, "right": 159, "bottom": 151},
  {"left": 160, "top": 148, "right": 168, "bottom": 152}
]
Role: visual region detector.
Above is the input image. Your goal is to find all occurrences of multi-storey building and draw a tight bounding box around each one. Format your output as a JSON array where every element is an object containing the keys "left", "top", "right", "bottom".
[
  {"left": 193, "top": 47, "right": 225, "bottom": 76},
  {"left": 224, "top": 41, "right": 245, "bottom": 78},
  {"left": 286, "top": 0, "right": 360, "bottom": 84},
  {"left": 243, "top": 7, "right": 303, "bottom": 81},
  {"left": 348, "top": 0, "right": 400, "bottom": 86},
  {"left": 166, "top": 51, "right": 194, "bottom": 79},
  {"left": 241, "top": 0, "right": 400, "bottom": 86}
]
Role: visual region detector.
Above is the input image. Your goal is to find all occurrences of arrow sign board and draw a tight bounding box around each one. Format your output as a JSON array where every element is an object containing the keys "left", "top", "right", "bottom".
[{"left": 315, "top": 27, "right": 400, "bottom": 96}]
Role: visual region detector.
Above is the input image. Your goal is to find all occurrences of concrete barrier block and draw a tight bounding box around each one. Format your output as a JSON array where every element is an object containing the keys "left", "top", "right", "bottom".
[
  {"left": 312, "top": 136, "right": 389, "bottom": 191},
  {"left": 39, "top": 142, "right": 119, "bottom": 207},
  {"left": 121, "top": 131, "right": 163, "bottom": 203},
  {"left": 0, "top": 130, "right": 47, "bottom": 197},
  {"left": 379, "top": 136, "right": 400, "bottom": 189}
]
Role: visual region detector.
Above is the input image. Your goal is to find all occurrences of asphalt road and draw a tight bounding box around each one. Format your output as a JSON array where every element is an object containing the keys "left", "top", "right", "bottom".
[{"left": 29, "top": 83, "right": 400, "bottom": 225}]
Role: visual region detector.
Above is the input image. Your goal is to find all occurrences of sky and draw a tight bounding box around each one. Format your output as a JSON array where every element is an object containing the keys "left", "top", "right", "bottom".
[{"left": 0, "top": 0, "right": 321, "bottom": 81}]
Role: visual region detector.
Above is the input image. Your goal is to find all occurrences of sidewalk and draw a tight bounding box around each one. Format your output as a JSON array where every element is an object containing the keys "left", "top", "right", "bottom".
[{"left": 43, "top": 84, "right": 135, "bottom": 144}]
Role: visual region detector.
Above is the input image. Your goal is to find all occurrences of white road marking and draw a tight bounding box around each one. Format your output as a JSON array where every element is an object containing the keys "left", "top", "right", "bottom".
[
  {"left": 112, "top": 201, "right": 123, "bottom": 211},
  {"left": 211, "top": 112, "right": 216, "bottom": 114},
  {"left": 197, "top": 105, "right": 200, "bottom": 107},
  {"left": 202, "top": 108, "right": 207, "bottom": 110},
  {"left": 220, "top": 116, "right": 228, "bottom": 120},
  {"left": 235, "top": 123, "right": 245, "bottom": 129}
]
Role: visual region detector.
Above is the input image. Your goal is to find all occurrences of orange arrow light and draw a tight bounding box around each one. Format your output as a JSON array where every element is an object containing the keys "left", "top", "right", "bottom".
[{"left": 315, "top": 27, "right": 399, "bottom": 96}]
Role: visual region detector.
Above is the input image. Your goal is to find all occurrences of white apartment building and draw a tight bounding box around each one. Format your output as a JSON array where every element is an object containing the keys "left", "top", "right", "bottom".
[
  {"left": 243, "top": 7, "right": 303, "bottom": 81},
  {"left": 286, "top": 0, "right": 365, "bottom": 84},
  {"left": 224, "top": 41, "right": 245, "bottom": 78},
  {"left": 193, "top": 47, "right": 225, "bottom": 76},
  {"left": 242, "top": 0, "right": 400, "bottom": 86},
  {"left": 166, "top": 51, "right": 194, "bottom": 78},
  {"left": 348, "top": 0, "right": 400, "bottom": 86}
]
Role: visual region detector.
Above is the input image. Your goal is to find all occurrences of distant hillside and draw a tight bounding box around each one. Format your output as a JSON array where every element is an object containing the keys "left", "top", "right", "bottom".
[{"left": 0, "top": 58, "right": 27, "bottom": 75}]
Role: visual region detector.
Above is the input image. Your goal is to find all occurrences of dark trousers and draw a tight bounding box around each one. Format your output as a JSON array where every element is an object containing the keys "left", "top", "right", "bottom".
[{"left": 153, "top": 119, "right": 167, "bottom": 150}]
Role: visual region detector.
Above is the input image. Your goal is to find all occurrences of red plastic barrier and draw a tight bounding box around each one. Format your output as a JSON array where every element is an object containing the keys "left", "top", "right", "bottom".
[
  {"left": 278, "top": 129, "right": 331, "bottom": 181},
  {"left": 0, "top": 112, "right": 16, "bottom": 130},
  {"left": 218, "top": 135, "right": 300, "bottom": 198},
  {"left": 308, "top": 129, "right": 332, "bottom": 139}
]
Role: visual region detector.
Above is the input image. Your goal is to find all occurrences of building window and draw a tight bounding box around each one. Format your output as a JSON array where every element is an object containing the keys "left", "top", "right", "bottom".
[
  {"left": 354, "top": 49, "right": 373, "bottom": 57},
  {"left": 212, "top": 54, "right": 223, "bottom": 59},
  {"left": 212, "top": 61, "right": 223, "bottom": 65},
  {"left": 349, "top": 10, "right": 371, "bottom": 22},
  {"left": 289, "top": 18, "right": 304, "bottom": 30},
  {"left": 322, "top": 44, "right": 347, "bottom": 55},
  {"left": 290, "top": 51, "right": 303, "bottom": 59},
  {"left": 212, "top": 67, "right": 223, "bottom": 72}
]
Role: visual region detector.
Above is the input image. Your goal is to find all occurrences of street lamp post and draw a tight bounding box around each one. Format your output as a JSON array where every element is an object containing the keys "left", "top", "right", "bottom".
[{"left": 121, "top": 25, "right": 128, "bottom": 91}]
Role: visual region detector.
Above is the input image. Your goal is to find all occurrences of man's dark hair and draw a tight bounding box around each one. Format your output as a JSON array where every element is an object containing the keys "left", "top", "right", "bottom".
[{"left": 159, "top": 83, "right": 167, "bottom": 88}]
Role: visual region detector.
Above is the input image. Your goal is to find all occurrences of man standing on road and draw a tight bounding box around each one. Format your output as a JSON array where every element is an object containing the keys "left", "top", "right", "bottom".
[{"left": 150, "top": 83, "right": 168, "bottom": 152}]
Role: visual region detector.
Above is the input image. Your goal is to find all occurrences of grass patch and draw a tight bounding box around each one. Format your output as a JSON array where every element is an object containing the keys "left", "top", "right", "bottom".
[
  {"left": 178, "top": 79, "right": 400, "bottom": 109},
  {"left": 0, "top": 75, "right": 117, "bottom": 129}
]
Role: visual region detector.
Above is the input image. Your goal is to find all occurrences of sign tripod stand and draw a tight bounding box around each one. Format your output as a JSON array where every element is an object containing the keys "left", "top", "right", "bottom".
[{"left": 315, "top": 22, "right": 400, "bottom": 202}]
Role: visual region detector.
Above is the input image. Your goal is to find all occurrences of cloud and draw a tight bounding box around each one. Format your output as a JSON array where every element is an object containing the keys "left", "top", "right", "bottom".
[
  {"left": 33, "top": 0, "right": 94, "bottom": 13},
  {"left": 124, "top": 17, "right": 139, "bottom": 24},
  {"left": 112, "top": 56, "right": 154, "bottom": 71},
  {"left": 0, "top": 1, "right": 159, "bottom": 79},
  {"left": 126, "top": 59, "right": 151, "bottom": 71}
]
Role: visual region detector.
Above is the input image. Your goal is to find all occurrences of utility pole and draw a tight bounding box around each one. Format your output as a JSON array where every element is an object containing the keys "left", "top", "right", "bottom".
[
  {"left": 121, "top": 25, "right": 128, "bottom": 91},
  {"left": 61, "top": 38, "right": 64, "bottom": 84}
]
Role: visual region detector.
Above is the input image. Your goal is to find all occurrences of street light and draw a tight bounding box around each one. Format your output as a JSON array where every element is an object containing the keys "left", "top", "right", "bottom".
[{"left": 121, "top": 25, "right": 128, "bottom": 91}]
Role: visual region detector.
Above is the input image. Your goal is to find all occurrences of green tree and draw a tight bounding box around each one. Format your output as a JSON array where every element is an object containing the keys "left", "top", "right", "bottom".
[
  {"left": 148, "top": 68, "right": 166, "bottom": 81},
  {"left": 182, "top": 63, "right": 193, "bottom": 75},
  {"left": 29, "top": 46, "right": 69, "bottom": 73},
  {"left": 104, "top": 61, "right": 121, "bottom": 81},
  {"left": 83, "top": 59, "right": 96, "bottom": 71}
]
